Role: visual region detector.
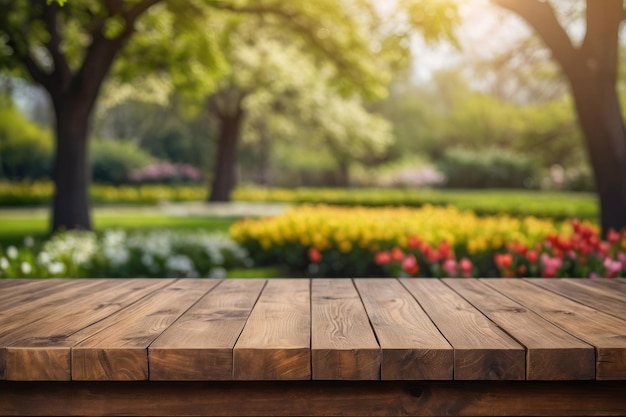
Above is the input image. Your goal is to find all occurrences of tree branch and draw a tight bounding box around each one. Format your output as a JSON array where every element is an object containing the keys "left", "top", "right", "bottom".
[
  {"left": 492, "top": 0, "right": 579, "bottom": 77},
  {"left": 123, "top": 0, "right": 162, "bottom": 30},
  {"left": 208, "top": 1, "right": 372, "bottom": 93},
  {"left": 41, "top": 1, "right": 72, "bottom": 90}
]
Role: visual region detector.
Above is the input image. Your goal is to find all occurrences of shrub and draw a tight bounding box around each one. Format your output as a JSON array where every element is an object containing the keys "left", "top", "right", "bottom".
[
  {"left": 130, "top": 162, "right": 203, "bottom": 184},
  {"left": 0, "top": 107, "right": 53, "bottom": 180},
  {"left": 90, "top": 140, "right": 153, "bottom": 185},
  {"left": 438, "top": 147, "right": 537, "bottom": 189}
]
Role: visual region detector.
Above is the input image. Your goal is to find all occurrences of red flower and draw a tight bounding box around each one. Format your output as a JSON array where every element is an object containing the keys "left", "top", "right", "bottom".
[
  {"left": 495, "top": 253, "right": 513, "bottom": 269},
  {"left": 375, "top": 251, "right": 392, "bottom": 265},
  {"left": 526, "top": 250, "right": 539, "bottom": 264},
  {"left": 607, "top": 229, "right": 620, "bottom": 244},
  {"left": 402, "top": 255, "right": 419, "bottom": 276},
  {"left": 391, "top": 247, "right": 404, "bottom": 262},
  {"left": 408, "top": 235, "right": 421, "bottom": 249},
  {"left": 426, "top": 249, "right": 441, "bottom": 264},
  {"left": 308, "top": 248, "right": 322, "bottom": 263}
]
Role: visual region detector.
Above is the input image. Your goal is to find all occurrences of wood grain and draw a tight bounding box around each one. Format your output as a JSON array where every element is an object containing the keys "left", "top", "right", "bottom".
[
  {"left": 311, "top": 279, "right": 380, "bottom": 380},
  {"left": 4, "top": 279, "right": 173, "bottom": 380},
  {"left": 402, "top": 278, "right": 525, "bottom": 380},
  {"left": 483, "top": 278, "right": 626, "bottom": 380},
  {"left": 72, "top": 279, "right": 218, "bottom": 381},
  {"left": 1, "top": 381, "right": 625, "bottom": 416},
  {"left": 149, "top": 279, "right": 266, "bottom": 381},
  {"left": 234, "top": 279, "right": 310, "bottom": 380},
  {"left": 571, "top": 278, "right": 626, "bottom": 296},
  {"left": 445, "top": 279, "right": 595, "bottom": 380},
  {"left": 527, "top": 278, "right": 626, "bottom": 320},
  {"left": 0, "top": 279, "right": 97, "bottom": 316},
  {"left": 354, "top": 279, "right": 452, "bottom": 380}
]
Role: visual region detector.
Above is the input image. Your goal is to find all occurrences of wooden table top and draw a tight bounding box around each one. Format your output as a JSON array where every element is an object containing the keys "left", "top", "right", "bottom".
[{"left": 0, "top": 278, "right": 625, "bottom": 382}]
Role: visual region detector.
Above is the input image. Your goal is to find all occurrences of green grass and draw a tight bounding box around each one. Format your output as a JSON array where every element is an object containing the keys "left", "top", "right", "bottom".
[{"left": 0, "top": 208, "right": 236, "bottom": 246}]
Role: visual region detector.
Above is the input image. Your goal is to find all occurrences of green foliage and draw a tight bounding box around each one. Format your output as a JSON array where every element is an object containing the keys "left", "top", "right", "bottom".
[
  {"left": 437, "top": 147, "right": 538, "bottom": 189},
  {"left": 0, "top": 106, "right": 53, "bottom": 180},
  {"left": 90, "top": 140, "right": 153, "bottom": 185}
]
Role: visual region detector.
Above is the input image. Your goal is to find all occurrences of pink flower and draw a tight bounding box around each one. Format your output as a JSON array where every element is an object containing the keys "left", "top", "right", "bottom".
[
  {"left": 402, "top": 255, "right": 419, "bottom": 276},
  {"left": 541, "top": 254, "right": 563, "bottom": 278},
  {"left": 443, "top": 259, "right": 457, "bottom": 277},
  {"left": 459, "top": 258, "right": 473, "bottom": 277},
  {"left": 603, "top": 258, "right": 622, "bottom": 278}
]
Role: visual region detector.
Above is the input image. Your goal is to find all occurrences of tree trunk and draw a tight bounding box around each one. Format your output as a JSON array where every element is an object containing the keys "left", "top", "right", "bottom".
[
  {"left": 209, "top": 110, "right": 244, "bottom": 202},
  {"left": 51, "top": 97, "right": 92, "bottom": 231},
  {"left": 491, "top": 0, "right": 626, "bottom": 235},
  {"left": 336, "top": 160, "right": 350, "bottom": 187},
  {"left": 569, "top": 71, "right": 626, "bottom": 234}
]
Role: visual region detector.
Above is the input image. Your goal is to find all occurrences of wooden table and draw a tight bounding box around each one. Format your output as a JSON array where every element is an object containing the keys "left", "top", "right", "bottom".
[{"left": 0, "top": 277, "right": 625, "bottom": 416}]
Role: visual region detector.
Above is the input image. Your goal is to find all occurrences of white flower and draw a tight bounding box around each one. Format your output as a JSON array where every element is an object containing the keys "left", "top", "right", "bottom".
[
  {"left": 20, "top": 262, "right": 32, "bottom": 275},
  {"left": 141, "top": 253, "right": 154, "bottom": 267},
  {"left": 37, "top": 251, "right": 50, "bottom": 266},
  {"left": 7, "top": 246, "right": 18, "bottom": 259},
  {"left": 209, "top": 267, "right": 227, "bottom": 278},
  {"left": 165, "top": 254, "right": 196, "bottom": 277},
  {"left": 24, "top": 236, "right": 34, "bottom": 248},
  {"left": 48, "top": 262, "right": 66, "bottom": 275},
  {"left": 0, "top": 257, "right": 8, "bottom": 270}
]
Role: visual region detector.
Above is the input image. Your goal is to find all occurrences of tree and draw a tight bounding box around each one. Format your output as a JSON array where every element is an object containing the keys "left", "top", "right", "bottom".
[
  {"left": 204, "top": 17, "right": 397, "bottom": 200},
  {"left": 493, "top": 0, "right": 626, "bottom": 234},
  {"left": 0, "top": 1, "right": 218, "bottom": 230},
  {"left": 0, "top": 0, "right": 411, "bottom": 230},
  {"left": 202, "top": 1, "right": 459, "bottom": 201}
]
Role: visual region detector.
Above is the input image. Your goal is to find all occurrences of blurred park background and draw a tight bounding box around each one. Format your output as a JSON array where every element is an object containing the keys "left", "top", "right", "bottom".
[{"left": 1, "top": 0, "right": 625, "bottom": 280}]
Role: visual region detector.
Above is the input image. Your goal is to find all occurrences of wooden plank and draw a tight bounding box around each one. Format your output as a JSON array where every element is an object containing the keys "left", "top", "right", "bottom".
[
  {"left": 1, "top": 381, "right": 625, "bottom": 416},
  {"left": 527, "top": 278, "right": 626, "bottom": 321},
  {"left": 0, "top": 279, "right": 85, "bottom": 311},
  {"left": 311, "top": 279, "right": 380, "bottom": 380},
  {"left": 0, "top": 280, "right": 107, "bottom": 334},
  {"left": 572, "top": 278, "right": 626, "bottom": 297},
  {"left": 149, "top": 279, "right": 266, "bottom": 381},
  {"left": 0, "top": 279, "right": 38, "bottom": 290},
  {"left": 0, "top": 279, "right": 134, "bottom": 380},
  {"left": 483, "top": 278, "right": 626, "bottom": 380},
  {"left": 3, "top": 279, "right": 173, "bottom": 381},
  {"left": 445, "top": 279, "right": 595, "bottom": 380},
  {"left": 354, "top": 279, "right": 452, "bottom": 380},
  {"left": 72, "top": 279, "right": 218, "bottom": 381},
  {"left": 233, "top": 279, "right": 310, "bottom": 380},
  {"left": 401, "top": 279, "right": 525, "bottom": 380}
]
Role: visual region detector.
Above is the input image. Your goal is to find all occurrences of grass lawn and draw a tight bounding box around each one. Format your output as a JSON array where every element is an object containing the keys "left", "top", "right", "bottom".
[{"left": 0, "top": 206, "right": 237, "bottom": 246}]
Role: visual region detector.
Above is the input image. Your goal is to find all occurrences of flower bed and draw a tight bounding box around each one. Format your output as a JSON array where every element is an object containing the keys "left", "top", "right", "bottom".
[
  {"left": 230, "top": 205, "right": 579, "bottom": 277},
  {"left": 0, "top": 230, "right": 251, "bottom": 278}
]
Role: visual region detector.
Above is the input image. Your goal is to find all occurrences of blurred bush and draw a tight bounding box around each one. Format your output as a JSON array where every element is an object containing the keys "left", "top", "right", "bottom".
[
  {"left": 90, "top": 140, "right": 153, "bottom": 185},
  {"left": 130, "top": 161, "right": 202, "bottom": 184},
  {"left": 438, "top": 147, "right": 537, "bottom": 189},
  {"left": 0, "top": 107, "right": 53, "bottom": 180},
  {"left": 540, "top": 164, "right": 595, "bottom": 192}
]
